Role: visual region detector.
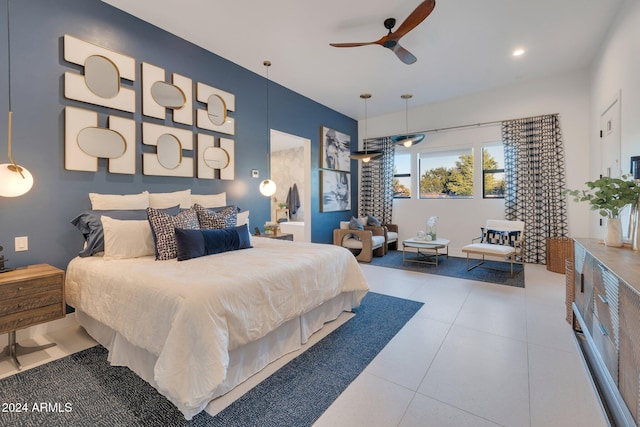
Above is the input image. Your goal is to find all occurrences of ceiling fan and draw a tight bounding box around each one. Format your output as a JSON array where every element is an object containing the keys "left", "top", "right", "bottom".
[{"left": 330, "top": 0, "right": 436, "bottom": 65}]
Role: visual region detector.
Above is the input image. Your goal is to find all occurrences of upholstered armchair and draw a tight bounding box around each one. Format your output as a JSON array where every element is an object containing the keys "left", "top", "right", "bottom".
[
  {"left": 333, "top": 221, "right": 386, "bottom": 262},
  {"left": 383, "top": 223, "right": 399, "bottom": 251}
]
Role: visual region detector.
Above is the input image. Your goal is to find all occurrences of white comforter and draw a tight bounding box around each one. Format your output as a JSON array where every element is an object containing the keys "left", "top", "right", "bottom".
[{"left": 65, "top": 237, "right": 368, "bottom": 418}]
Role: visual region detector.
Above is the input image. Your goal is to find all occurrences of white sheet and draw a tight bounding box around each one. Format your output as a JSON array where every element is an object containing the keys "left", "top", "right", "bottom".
[{"left": 65, "top": 237, "right": 368, "bottom": 418}]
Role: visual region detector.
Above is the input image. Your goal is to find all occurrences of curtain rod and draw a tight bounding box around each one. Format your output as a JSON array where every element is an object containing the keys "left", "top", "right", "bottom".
[{"left": 368, "top": 113, "right": 560, "bottom": 141}]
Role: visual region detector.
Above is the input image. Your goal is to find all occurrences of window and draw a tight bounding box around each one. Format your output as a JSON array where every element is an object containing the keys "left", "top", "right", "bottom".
[
  {"left": 393, "top": 152, "right": 411, "bottom": 198},
  {"left": 419, "top": 148, "right": 473, "bottom": 199},
  {"left": 482, "top": 144, "right": 505, "bottom": 198}
]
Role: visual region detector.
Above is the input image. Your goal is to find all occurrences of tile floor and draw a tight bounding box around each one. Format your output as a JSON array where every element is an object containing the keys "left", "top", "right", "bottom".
[
  {"left": 315, "top": 263, "right": 609, "bottom": 427},
  {"left": 0, "top": 263, "right": 609, "bottom": 427}
]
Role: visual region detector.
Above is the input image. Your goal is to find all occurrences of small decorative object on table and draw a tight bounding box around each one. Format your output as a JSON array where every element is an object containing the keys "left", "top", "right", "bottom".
[
  {"left": 564, "top": 175, "right": 640, "bottom": 247},
  {"left": 0, "top": 245, "right": 12, "bottom": 273},
  {"left": 264, "top": 222, "right": 279, "bottom": 236},
  {"left": 426, "top": 216, "right": 438, "bottom": 241}
]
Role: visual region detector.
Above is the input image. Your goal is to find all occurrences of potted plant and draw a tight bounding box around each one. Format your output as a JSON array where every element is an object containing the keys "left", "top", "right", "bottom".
[{"left": 565, "top": 175, "right": 640, "bottom": 246}]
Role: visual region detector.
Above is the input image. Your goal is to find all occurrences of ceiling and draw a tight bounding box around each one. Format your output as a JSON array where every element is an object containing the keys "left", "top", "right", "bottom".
[{"left": 101, "top": 0, "right": 623, "bottom": 120}]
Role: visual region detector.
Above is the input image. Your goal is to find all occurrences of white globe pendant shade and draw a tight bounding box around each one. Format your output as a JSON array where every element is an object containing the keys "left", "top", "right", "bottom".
[
  {"left": 259, "top": 179, "right": 277, "bottom": 197},
  {"left": 0, "top": 163, "right": 33, "bottom": 197}
]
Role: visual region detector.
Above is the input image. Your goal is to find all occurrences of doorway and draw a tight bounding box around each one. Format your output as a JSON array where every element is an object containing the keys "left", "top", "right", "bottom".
[{"left": 270, "top": 130, "right": 312, "bottom": 242}]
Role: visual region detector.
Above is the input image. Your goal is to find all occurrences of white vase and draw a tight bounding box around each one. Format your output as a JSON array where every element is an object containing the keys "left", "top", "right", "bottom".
[{"left": 604, "top": 217, "right": 623, "bottom": 247}]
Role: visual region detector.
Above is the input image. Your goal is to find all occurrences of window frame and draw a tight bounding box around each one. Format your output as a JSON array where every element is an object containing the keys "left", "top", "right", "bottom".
[
  {"left": 418, "top": 146, "right": 474, "bottom": 199},
  {"left": 481, "top": 144, "right": 505, "bottom": 199},
  {"left": 393, "top": 151, "right": 412, "bottom": 199}
]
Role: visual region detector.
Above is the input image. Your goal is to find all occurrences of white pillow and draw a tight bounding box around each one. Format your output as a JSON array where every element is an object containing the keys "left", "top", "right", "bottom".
[
  {"left": 149, "top": 189, "right": 192, "bottom": 209},
  {"left": 191, "top": 192, "right": 227, "bottom": 208},
  {"left": 89, "top": 191, "right": 149, "bottom": 210},
  {"left": 101, "top": 216, "right": 155, "bottom": 259},
  {"left": 237, "top": 210, "right": 250, "bottom": 227}
]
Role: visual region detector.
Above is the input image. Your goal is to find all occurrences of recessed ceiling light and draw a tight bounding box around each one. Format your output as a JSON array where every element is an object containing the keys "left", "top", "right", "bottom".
[{"left": 513, "top": 48, "right": 525, "bottom": 57}]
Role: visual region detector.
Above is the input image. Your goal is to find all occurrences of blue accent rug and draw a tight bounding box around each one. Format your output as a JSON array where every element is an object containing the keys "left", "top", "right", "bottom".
[
  {"left": 369, "top": 250, "right": 525, "bottom": 288},
  {"left": 0, "top": 292, "right": 422, "bottom": 426}
]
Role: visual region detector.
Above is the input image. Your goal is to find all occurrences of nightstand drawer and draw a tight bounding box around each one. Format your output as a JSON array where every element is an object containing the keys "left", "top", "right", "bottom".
[
  {"left": 0, "top": 290, "right": 63, "bottom": 317},
  {"left": 0, "top": 304, "right": 64, "bottom": 334},
  {"left": 0, "top": 274, "right": 62, "bottom": 302}
]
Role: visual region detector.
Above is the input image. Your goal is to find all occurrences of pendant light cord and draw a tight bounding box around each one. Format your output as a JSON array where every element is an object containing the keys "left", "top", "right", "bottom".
[
  {"left": 264, "top": 60, "right": 271, "bottom": 180},
  {"left": 6, "top": 0, "right": 11, "bottom": 112},
  {"left": 5, "top": 0, "right": 23, "bottom": 177}
]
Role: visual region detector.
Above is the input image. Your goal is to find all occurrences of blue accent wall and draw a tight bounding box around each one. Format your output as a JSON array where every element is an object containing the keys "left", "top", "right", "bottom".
[{"left": 0, "top": 0, "right": 358, "bottom": 271}]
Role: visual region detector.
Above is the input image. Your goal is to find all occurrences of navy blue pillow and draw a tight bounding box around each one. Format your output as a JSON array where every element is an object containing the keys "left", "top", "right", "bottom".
[
  {"left": 175, "top": 224, "right": 253, "bottom": 261},
  {"left": 71, "top": 206, "right": 179, "bottom": 257}
]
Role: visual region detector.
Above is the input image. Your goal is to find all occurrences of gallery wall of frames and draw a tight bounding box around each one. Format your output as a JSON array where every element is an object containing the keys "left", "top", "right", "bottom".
[
  {"left": 62, "top": 34, "right": 235, "bottom": 180},
  {"left": 0, "top": 0, "right": 358, "bottom": 270}
]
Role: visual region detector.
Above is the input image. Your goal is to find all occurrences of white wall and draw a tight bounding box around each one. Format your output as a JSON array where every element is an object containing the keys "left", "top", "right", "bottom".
[
  {"left": 589, "top": 0, "right": 640, "bottom": 238},
  {"left": 360, "top": 71, "right": 592, "bottom": 255}
]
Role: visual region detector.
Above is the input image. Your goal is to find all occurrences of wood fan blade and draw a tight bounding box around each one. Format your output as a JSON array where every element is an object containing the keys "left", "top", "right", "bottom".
[
  {"left": 329, "top": 42, "right": 376, "bottom": 48},
  {"left": 391, "top": 44, "right": 417, "bottom": 64},
  {"left": 391, "top": 0, "right": 436, "bottom": 41}
]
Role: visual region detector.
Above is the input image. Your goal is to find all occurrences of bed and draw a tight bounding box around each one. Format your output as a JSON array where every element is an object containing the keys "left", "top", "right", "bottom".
[{"left": 65, "top": 236, "right": 368, "bottom": 419}]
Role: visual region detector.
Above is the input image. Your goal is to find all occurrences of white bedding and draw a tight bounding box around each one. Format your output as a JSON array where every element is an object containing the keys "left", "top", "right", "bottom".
[{"left": 65, "top": 237, "right": 368, "bottom": 418}]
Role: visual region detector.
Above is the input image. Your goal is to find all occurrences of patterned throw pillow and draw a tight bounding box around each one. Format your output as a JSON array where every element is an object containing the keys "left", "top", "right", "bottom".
[
  {"left": 481, "top": 228, "right": 505, "bottom": 245},
  {"left": 481, "top": 228, "right": 521, "bottom": 247},
  {"left": 194, "top": 204, "right": 238, "bottom": 229},
  {"left": 147, "top": 207, "right": 200, "bottom": 260},
  {"left": 501, "top": 230, "right": 521, "bottom": 247}
]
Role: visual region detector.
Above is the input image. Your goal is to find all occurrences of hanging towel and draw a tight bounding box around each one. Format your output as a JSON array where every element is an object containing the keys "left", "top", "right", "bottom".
[{"left": 286, "top": 184, "right": 301, "bottom": 215}]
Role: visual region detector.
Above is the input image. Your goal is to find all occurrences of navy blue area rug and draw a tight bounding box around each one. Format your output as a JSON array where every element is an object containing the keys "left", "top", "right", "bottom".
[
  {"left": 370, "top": 250, "right": 525, "bottom": 288},
  {"left": 0, "top": 292, "right": 422, "bottom": 426}
]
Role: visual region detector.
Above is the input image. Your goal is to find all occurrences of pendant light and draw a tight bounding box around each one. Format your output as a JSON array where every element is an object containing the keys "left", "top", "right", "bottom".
[
  {"left": 350, "top": 93, "right": 382, "bottom": 163},
  {"left": 392, "top": 94, "right": 424, "bottom": 147},
  {"left": 258, "top": 60, "right": 276, "bottom": 197},
  {"left": 0, "top": 0, "right": 33, "bottom": 197}
]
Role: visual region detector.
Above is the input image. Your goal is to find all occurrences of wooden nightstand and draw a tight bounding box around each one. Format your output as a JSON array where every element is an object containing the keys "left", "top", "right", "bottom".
[{"left": 0, "top": 264, "right": 65, "bottom": 370}]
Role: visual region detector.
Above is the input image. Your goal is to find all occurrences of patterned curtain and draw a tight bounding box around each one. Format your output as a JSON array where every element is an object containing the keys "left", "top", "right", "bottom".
[
  {"left": 359, "top": 137, "right": 395, "bottom": 224},
  {"left": 503, "top": 114, "right": 568, "bottom": 264}
]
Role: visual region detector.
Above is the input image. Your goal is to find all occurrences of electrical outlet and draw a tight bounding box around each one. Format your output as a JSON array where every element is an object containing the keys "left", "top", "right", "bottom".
[
  {"left": 251, "top": 169, "right": 259, "bottom": 178},
  {"left": 15, "top": 236, "right": 28, "bottom": 252}
]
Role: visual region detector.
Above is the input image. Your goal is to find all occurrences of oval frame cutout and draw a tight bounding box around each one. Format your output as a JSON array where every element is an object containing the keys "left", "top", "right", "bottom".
[
  {"left": 156, "top": 133, "right": 182, "bottom": 170},
  {"left": 84, "top": 55, "right": 120, "bottom": 99},
  {"left": 77, "top": 127, "right": 126, "bottom": 159},
  {"left": 151, "top": 81, "right": 186, "bottom": 109},
  {"left": 203, "top": 146, "right": 230, "bottom": 169},
  {"left": 207, "top": 94, "right": 227, "bottom": 126}
]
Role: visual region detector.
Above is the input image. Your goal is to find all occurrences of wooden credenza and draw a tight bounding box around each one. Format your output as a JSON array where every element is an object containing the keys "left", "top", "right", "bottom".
[
  {"left": 573, "top": 239, "right": 640, "bottom": 426},
  {"left": 0, "top": 264, "right": 65, "bottom": 369}
]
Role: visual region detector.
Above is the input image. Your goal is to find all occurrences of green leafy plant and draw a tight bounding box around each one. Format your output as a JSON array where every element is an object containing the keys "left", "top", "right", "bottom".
[{"left": 564, "top": 175, "right": 640, "bottom": 218}]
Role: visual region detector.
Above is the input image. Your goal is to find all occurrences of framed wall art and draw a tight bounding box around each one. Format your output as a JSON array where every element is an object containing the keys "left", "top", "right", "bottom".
[
  {"left": 320, "top": 170, "right": 351, "bottom": 212},
  {"left": 320, "top": 126, "right": 350, "bottom": 172}
]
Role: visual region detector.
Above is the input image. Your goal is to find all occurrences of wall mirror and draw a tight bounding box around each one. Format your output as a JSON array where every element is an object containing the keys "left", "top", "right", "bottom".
[
  {"left": 156, "top": 134, "right": 182, "bottom": 169},
  {"left": 207, "top": 95, "right": 227, "bottom": 126},
  {"left": 203, "top": 146, "right": 229, "bottom": 169},
  {"left": 84, "top": 55, "right": 120, "bottom": 99},
  {"left": 77, "top": 127, "right": 126, "bottom": 159},
  {"left": 151, "top": 81, "right": 186, "bottom": 109}
]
